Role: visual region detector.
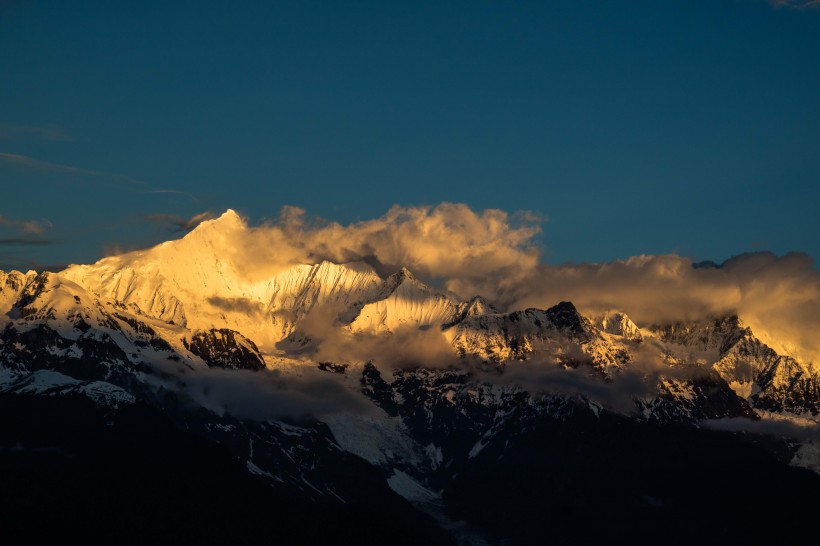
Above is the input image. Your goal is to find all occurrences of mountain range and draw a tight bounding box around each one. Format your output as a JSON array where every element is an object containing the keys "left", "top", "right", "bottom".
[{"left": 2, "top": 210, "right": 819, "bottom": 545}]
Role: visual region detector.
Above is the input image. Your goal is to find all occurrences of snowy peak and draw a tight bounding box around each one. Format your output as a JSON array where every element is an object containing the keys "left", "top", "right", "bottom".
[
  {"left": 350, "top": 267, "right": 458, "bottom": 333},
  {"left": 182, "top": 208, "right": 245, "bottom": 242},
  {"left": 456, "top": 296, "right": 497, "bottom": 320},
  {"left": 380, "top": 266, "right": 424, "bottom": 295},
  {"left": 1, "top": 269, "right": 38, "bottom": 294},
  {"left": 596, "top": 311, "right": 643, "bottom": 341},
  {"left": 1, "top": 270, "right": 49, "bottom": 316},
  {"left": 648, "top": 315, "right": 745, "bottom": 353},
  {"left": 267, "top": 260, "right": 383, "bottom": 318},
  {"left": 396, "top": 266, "right": 415, "bottom": 280}
]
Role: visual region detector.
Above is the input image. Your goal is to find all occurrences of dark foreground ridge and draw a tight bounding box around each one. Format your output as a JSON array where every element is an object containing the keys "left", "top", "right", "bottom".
[{"left": 0, "top": 394, "right": 453, "bottom": 546}]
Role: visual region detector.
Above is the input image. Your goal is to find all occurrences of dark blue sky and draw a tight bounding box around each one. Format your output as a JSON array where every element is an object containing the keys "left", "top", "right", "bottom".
[{"left": 1, "top": 0, "right": 819, "bottom": 270}]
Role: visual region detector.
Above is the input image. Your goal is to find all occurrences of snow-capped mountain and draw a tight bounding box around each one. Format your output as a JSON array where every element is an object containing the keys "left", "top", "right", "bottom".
[{"left": 2, "top": 210, "right": 820, "bottom": 545}]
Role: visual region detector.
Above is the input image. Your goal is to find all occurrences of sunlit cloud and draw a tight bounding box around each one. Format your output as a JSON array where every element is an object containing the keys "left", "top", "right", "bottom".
[
  {"left": 65, "top": 203, "right": 820, "bottom": 367},
  {"left": 204, "top": 204, "right": 818, "bottom": 365},
  {"left": 224, "top": 203, "right": 543, "bottom": 287},
  {"left": 457, "top": 251, "right": 820, "bottom": 366},
  {"left": 101, "top": 242, "right": 148, "bottom": 258}
]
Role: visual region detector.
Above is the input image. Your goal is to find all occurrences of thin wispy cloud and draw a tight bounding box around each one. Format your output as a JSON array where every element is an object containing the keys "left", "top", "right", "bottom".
[
  {"left": 144, "top": 211, "right": 217, "bottom": 232},
  {"left": 0, "top": 214, "right": 52, "bottom": 235},
  {"left": 769, "top": 0, "right": 820, "bottom": 9},
  {"left": 0, "top": 123, "right": 73, "bottom": 142},
  {"left": 146, "top": 189, "right": 201, "bottom": 203},
  {"left": 0, "top": 153, "right": 190, "bottom": 198},
  {"left": 0, "top": 152, "right": 143, "bottom": 186}
]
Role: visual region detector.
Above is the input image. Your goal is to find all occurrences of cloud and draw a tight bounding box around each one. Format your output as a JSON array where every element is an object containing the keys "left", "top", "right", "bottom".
[
  {"left": 0, "top": 152, "right": 145, "bottom": 188},
  {"left": 165, "top": 364, "right": 377, "bottom": 421},
  {"left": 0, "top": 214, "right": 52, "bottom": 235},
  {"left": 95, "top": 203, "right": 820, "bottom": 367},
  {"left": 144, "top": 211, "right": 217, "bottom": 232},
  {"left": 484, "top": 252, "right": 820, "bottom": 365},
  {"left": 146, "top": 189, "right": 201, "bottom": 203},
  {"left": 704, "top": 416, "right": 820, "bottom": 442},
  {"left": 238, "top": 205, "right": 816, "bottom": 365},
  {"left": 0, "top": 152, "right": 104, "bottom": 175},
  {"left": 467, "top": 253, "right": 745, "bottom": 321},
  {"left": 267, "top": 296, "right": 460, "bottom": 369},
  {"left": 225, "top": 203, "right": 542, "bottom": 289},
  {"left": 207, "top": 296, "right": 266, "bottom": 316},
  {"left": 478, "top": 360, "right": 652, "bottom": 415},
  {"left": 0, "top": 124, "right": 73, "bottom": 142},
  {"left": 101, "top": 241, "right": 152, "bottom": 258},
  {"left": 769, "top": 0, "right": 820, "bottom": 9},
  {"left": 1, "top": 153, "right": 195, "bottom": 200}
]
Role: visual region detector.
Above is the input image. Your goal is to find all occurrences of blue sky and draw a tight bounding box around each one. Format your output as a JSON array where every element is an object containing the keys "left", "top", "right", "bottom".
[{"left": 1, "top": 0, "right": 819, "bottom": 270}]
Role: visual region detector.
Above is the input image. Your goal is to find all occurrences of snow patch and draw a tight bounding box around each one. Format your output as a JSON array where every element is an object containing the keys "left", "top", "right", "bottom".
[
  {"left": 325, "top": 413, "right": 421, "bottom": 467},
  {"left": 80, "top": 381, "right": 136, "bottom": 407},
  {"left": 468, "top": 440, "right": 486, "bottom": 459},
  {"left": 387, "top": 469, "right": 439, "bottom": 503},
  {"left": 792, "top": 442, "right": 820, "bottom": 474}
]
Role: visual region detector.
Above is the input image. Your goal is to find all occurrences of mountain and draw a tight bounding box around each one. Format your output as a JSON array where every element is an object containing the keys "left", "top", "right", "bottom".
[{"left": 2, "top": 211, "right": 820, "bottom": 545}]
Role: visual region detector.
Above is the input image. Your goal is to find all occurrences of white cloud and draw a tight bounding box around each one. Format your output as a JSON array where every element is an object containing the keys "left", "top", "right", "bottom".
[{"left": 224, "top": 203, "right": 542, "bottom": 287}]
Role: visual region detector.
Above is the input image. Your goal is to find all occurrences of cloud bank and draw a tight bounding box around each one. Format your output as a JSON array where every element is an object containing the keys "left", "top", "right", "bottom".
[
  {"left": 224, "top": 204, "right": 541, "bottom": 288},
  {"left": 165, "top": 364, "right": 377, "bottom": 421},
  {"left": 211, "top": 204, "right": 817, "bottom": 365}
]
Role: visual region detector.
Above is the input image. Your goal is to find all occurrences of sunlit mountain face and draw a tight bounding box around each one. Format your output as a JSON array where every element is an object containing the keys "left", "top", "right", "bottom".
[{"left": 1, "top": 206, "right": 819, "bottom": 545}]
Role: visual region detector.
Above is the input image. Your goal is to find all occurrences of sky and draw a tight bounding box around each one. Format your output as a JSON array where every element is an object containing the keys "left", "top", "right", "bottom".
[{"left": 1, "top": 0, "right": 819, "bottom": 271}]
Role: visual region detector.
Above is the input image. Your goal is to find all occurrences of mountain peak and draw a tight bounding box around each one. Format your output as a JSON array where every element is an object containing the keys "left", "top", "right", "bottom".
[
  {"left": 596, "top": 310, "right": 643, "bottom": 341},
  {"left": 545, "top": 301, "right": 590, "bottom": 337},
  {"left": 177, "top": 210, "right": 246, "bottom": 249},
  {"left": 383, "top": 267, "right": 419, "bottom": 290},
  {"left": 221, "top": 208, "right": 241, "bottom": 220},
  {"left": 465, "top": 295, "right": 495, "bottom": 316},
  {"left": 187, "top": 209, "right": 245, "bottom": 236}
]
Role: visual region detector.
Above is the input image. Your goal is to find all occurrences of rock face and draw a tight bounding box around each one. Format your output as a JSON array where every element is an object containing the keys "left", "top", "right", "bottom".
[
  {"left": 648, "top": 316, "right": 820, "bottom": 414},
  {"left": 2, "top": 212, "right": 820, "bottom": 544},
  {"left": 184, "top": 328, "right": 265, "bottom": 370}
]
